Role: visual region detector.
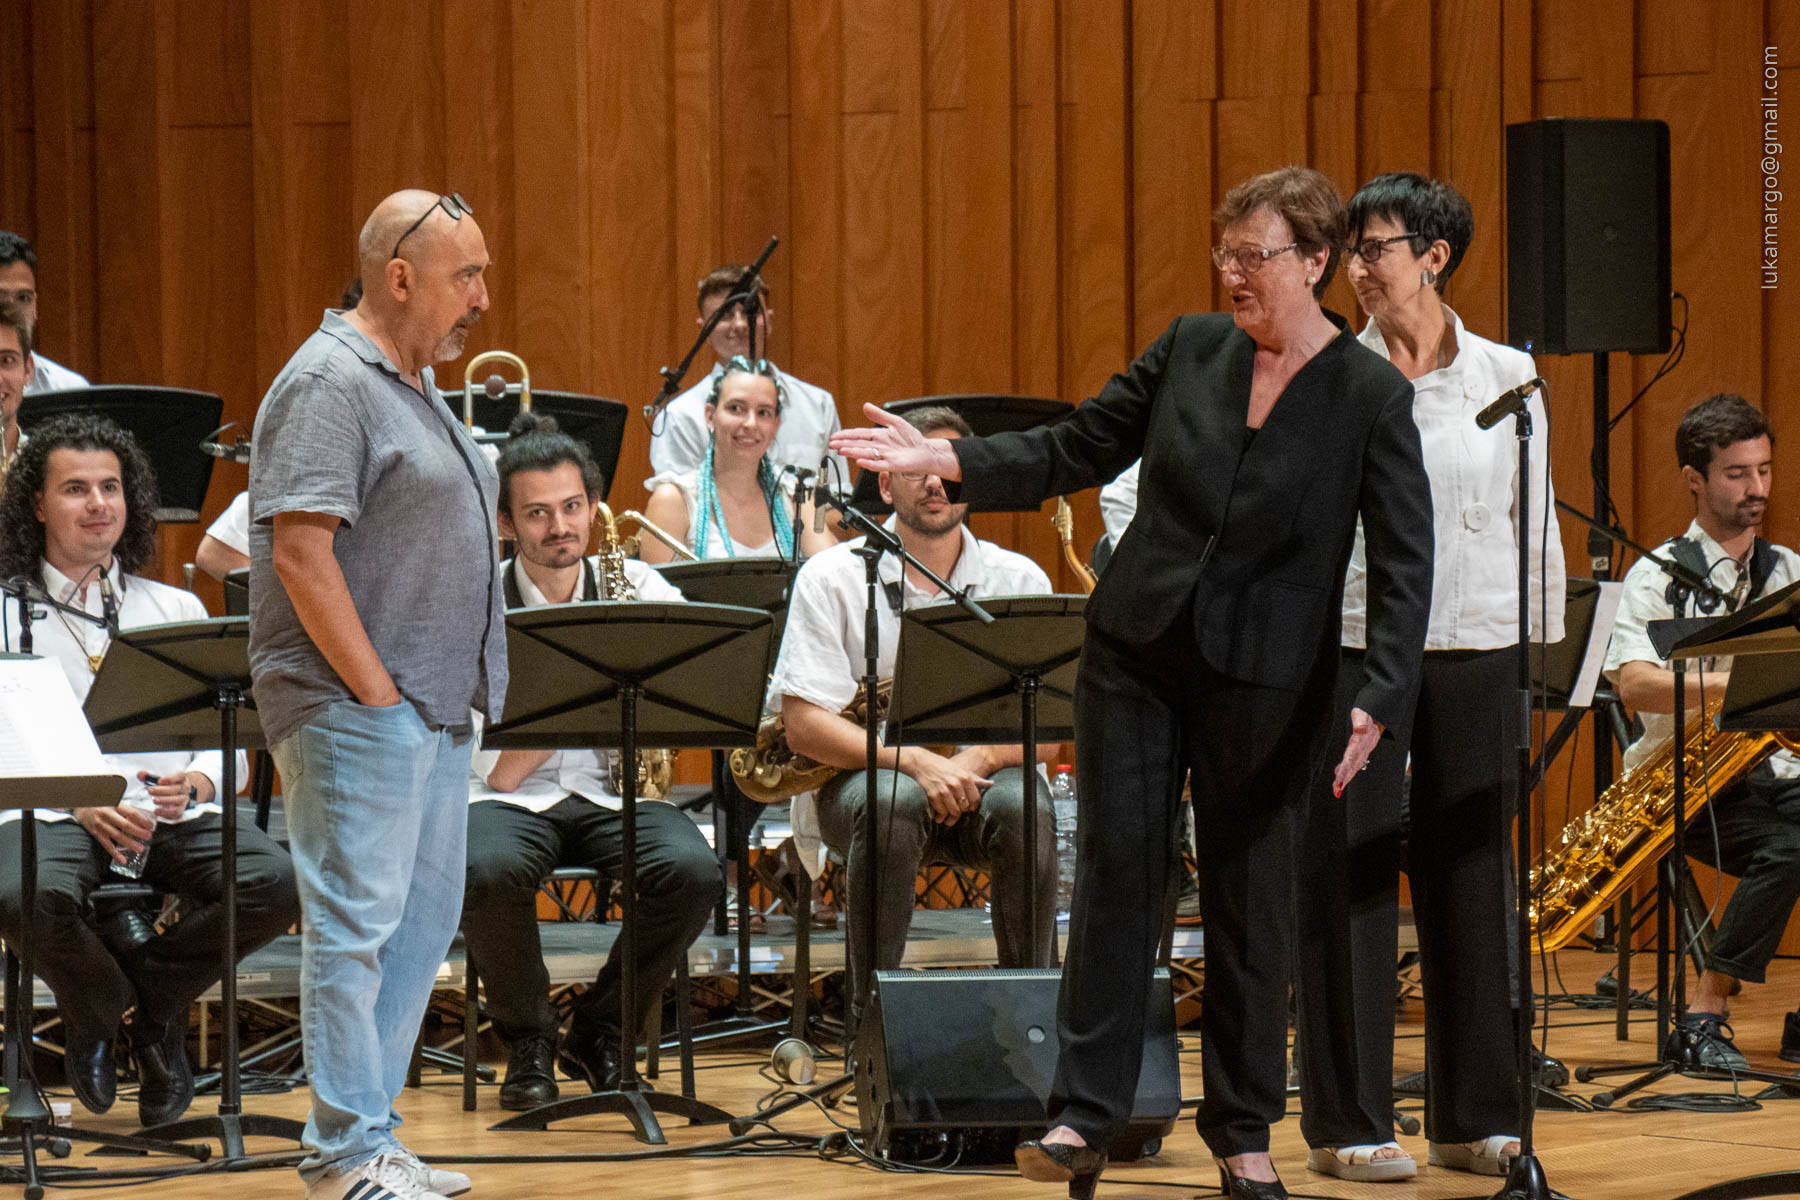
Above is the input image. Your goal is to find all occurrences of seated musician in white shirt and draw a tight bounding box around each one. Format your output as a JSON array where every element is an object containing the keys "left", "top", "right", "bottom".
[
  {"left": 462, "top": 413, "right": 721, "bottom": 1109},
  {"left": 0, "top": 413, "right": 298, "bottom": 1127},
  {"left": 767, "top": 404, "right": 1057, "bottom": 1028}
]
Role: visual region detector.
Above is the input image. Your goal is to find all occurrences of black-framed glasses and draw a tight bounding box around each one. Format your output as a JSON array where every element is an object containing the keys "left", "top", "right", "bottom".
[
  {"left": 391, "top": 192, "right": 473, "bottom": 260},
  {"left": 1211, "top": 242, "right": 1299, "bottom": 275},
  {"left": 1349, "top": 232, "right": 1421, "bottom": 263}
]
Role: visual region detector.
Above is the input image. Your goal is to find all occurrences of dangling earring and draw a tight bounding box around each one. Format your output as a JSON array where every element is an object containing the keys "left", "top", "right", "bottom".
[{"left": 1421, "top": 268, "right": 1438, "bottom": 287}]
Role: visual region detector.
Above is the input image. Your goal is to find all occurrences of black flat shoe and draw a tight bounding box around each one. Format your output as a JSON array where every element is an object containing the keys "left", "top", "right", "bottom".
[
  {"left": 558, "top": 1011, "right": 623, "bottom": 1094},
  {"left": 66, "top": 1036, "right": 117, "bottom": 1115},
  {"left": 133, "top": 1020, "right": 194, "bottom": 1127},
  {"left": 1015, "top": 1138, "right": 1106, "bottom": 1200},
  {"left": 1215, "top": 1159, "right": 1287, "bottom": 1200}
]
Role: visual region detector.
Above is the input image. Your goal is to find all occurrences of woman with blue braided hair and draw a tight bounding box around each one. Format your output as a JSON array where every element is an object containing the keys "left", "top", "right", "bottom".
[{"left": 641, "top": 355, "right": 834, "bottom": 562}]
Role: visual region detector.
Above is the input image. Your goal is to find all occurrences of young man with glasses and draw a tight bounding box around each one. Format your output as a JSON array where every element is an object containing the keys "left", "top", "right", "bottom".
[
  {"left": 0, "top": 230, "right": 90, "bottom": 394},
  {"left": 768, "top": 405, "right": 1058, "bottom": 1029},
  {"left": 1603, "top": 393, "right": 1800, "bottom": 1070},
  {"left": 251, "top": 189, "right": 504, "bottom": 1200}
]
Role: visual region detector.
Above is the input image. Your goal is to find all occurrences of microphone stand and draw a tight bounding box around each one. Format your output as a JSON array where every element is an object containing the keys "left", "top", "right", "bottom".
[
  {"left": 1553, "top": 500, "right": 1725, "bottom": 609},
  {"left": 644, "top": 237, "right": 779, "bottom": 432},
  {"left": 731, "top": 493, "right": 991, "bottom": 1134}
]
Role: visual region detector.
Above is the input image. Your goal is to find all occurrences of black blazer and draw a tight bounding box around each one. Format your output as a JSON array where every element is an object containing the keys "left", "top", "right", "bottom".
[{"left": 953, "top": 312, "right": 1434, "bottom": 733}]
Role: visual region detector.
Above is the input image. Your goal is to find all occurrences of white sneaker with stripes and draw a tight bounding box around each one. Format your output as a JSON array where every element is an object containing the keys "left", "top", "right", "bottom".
[{"left": 304, "top": 1151, "right": 451, "bottom": 1200}]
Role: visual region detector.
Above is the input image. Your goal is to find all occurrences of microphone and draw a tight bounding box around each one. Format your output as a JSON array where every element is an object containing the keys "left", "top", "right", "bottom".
[
  {"left": 199, "top": 436, "right": 251, "bottom": 463},
  {"left": 98, "top": 572, "right": 119, "bottom": 638},
  {"left": 814, "top": 457, "right": 830, "bottom": 533},
  {"left": 1474, "top": 378, "right": 1546, "bottom": 430},
  {"left": 770, "top": 1037, "right": 816, "bottom": 1085}
]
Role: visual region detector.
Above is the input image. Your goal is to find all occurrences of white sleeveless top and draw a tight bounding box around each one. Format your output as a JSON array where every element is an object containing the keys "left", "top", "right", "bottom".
[{"left": 670, "top": 471, "right": 781, "bottom": 559}]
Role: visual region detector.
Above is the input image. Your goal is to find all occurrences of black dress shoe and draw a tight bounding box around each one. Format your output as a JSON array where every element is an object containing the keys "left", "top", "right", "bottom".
[
  {"left": 1015, "top": 1138, "right": 1106, "bottom": 1199},
  {"left": 133, "top": 1020, "right": 194, "bottom": 1127},
  {"left": 499, "top": 1033, "right": 561, "bottom": 1111},
  {"left": 66, "top": 1036, "right": 117, "bottom": 1114},
  {"left": 557, "top": 1012, "right": 623, "bottom": 1094},
  {"left": 1781, "top": 1009, "right": 1800, "bottom": 1064},
  {"left": 1215, "top": 1159, "right": 1288, "bottom": 1200}
]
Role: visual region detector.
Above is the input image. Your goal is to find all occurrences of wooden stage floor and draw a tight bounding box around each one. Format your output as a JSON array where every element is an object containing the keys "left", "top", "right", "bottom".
[{"left": 12, "top": 951, "right": 1800, "bottom": 1199}]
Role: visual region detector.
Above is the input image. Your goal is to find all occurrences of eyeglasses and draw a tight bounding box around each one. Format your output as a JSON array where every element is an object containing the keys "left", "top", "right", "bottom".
[
  {"left": 1348, "top": 232, "right": 1421, "bottom": 263},
  {"left": 1211, "top": 242, "right": 1299, "bottom": 275},
  {"left": 391, "top": 192, "right": 473, "bottom": 260},
  {"left": 0, "top": 288, "right": 35, "bottom": 307}
]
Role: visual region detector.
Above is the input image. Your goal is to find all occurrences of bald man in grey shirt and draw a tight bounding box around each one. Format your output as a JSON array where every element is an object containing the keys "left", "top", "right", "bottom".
[{"left": 251, "top": 190, "right": 501, "bottom": 1200}]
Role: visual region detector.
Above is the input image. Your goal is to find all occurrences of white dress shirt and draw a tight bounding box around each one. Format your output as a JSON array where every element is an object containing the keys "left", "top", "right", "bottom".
[
  {"left": 1341, "top": 306, "right": 1565, "bottom": 651},
  {"left": 466, "top": 556, "right": 686, "bottom": 813},
  {"left": 768, "top": 522, "right": 1054, "bottom": 867},
  {"left": 23, "top": 352, "right": 89, "bottom": 395},
  {"left": 206, "top": 490, "right": 251, "bottom": 556},
  {"left": 2, "top": 559, "right": 238, "bottom": 824},
  {"left": 646, "top": 361, "right": 846, "bottom": 491},
  {"left": 1098, "top": 459, "right": 1140, "bottom": 547},
  {"left": 1603, "top": 519, "right": 1800, "bottom": 778}
]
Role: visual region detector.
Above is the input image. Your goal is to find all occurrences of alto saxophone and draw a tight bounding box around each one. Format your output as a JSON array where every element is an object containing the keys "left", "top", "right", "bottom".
[
  {"left": 594, "top": 502, "right": 678, "bottom": 800},
  {"left": 1530, "top": 701, "right": 1799, "bottom": 951},
  {"left": 729, "top": 679, "right": 958, "bottom": 805}
]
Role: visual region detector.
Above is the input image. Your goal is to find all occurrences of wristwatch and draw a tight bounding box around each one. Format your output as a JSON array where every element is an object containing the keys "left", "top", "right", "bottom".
[{"left": 186, "top": 784, "right": 198, "bottom": 809}]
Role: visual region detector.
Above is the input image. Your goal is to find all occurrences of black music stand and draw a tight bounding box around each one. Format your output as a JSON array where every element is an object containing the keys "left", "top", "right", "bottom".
[
  {"left": 1578, "top": 580, "right": 1800, "bottom": 1118},
  {"left": 442, "top": 388, "right": 629, "bottom": 501},
  {"left": 650, "top": 559, "right": 800, "bottom": 1048},
  {"left": 80, "top": 618, "right": 308, "bottom": 1158},
  {"left": 0, "top": 656, "right": 209, "bottom": 1200},
  {"left": 846, "top": 395, "right": 1072, "bottom": 514},
  {"left": 887, "top": 596, "right": 1084, "bottom": 966},
  {"left": 480, "top": 601, "right": 774, "bottom": 1144},
  {"left": 21, "top": 386, "right": 222, "bottom": 522}
]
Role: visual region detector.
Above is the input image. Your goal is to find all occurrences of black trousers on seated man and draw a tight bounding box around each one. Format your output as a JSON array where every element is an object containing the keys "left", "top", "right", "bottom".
[
  {"left": 1688, "top": 765, "right": 1800, "bottom": 985},
  {"left": 462, "top": 797, "right": 721, "bottom": 1048},
  {"left": 0, "top": 814, "right": 299, "bottom": 1043},
  {"left": 816, "top": 766, "right": 1055, "bottom": 1026}
]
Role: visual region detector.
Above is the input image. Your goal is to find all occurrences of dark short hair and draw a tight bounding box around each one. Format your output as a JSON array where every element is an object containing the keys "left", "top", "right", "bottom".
[
  {"left": 707, "top": 356, "right": 785, "bottom": 414},
  {"left": 340, "top": 277, "right": 363, "bottom": 309},
  {"left": 696, "top": 265, "right": 770, "bottom": 313},
  {"left": 495, "top": 411, "right": 606, "bottom": 516},
  {"left": 0, "top": 414, "right": 161, "bottom": 579},
  {"left": 1213, "top": 166, "right": 1347, "bottom": 299},
  {"left": 0, "top": 300, "right": 32, "bottom": 357},
  {"left": 902, "top": 405, "right": 973, "bottom": 438},
  {"left": 0, "top": 231, "right": 36, "bottom": 276},
  {"left": 1675, "top": 394, "right": 1774, "bottom": 476},
  {"left": 1346, "top": 172, "right": 1475, "bottom": 294}
]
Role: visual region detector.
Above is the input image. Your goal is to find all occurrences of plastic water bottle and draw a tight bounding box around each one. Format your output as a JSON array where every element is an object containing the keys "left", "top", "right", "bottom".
[
  {"left": 1050, "top": 765, "right": 1078, "bottom": 916},
  {"left": 110, "top": 796, "right": 156, "bottom": 879}
]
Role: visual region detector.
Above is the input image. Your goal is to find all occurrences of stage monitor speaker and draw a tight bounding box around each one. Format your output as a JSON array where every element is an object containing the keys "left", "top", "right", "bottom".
[
  {"left": 1506, "top": 117, "right": 1671, "bottom": 356},
  {"left": 856, "top": 967, "right": 1180, "bottom": 1164}
]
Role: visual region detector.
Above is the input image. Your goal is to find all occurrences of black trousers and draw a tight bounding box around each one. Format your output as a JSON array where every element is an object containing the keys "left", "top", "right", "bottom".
[
  {"left": 1050, "top": 621, "right": 1330, "bottom": 1158},
  {"left": 1690, "top": 765, "right": 1800, "bottom": 984},
  {"left": 1294, "top": 647, "right": 1520, "bottom": 1148},
  {"left": 461, "top": 797, "right": 721, "bottom": 1041},
  {"left": 816, "top": 766, "right": 1055, "bottom": 1024},
  {"left": 0, "top": 813, "right": 299, "bottom": 1043}
]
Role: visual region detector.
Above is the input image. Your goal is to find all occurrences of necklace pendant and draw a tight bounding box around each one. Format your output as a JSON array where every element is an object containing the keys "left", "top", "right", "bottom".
[{"left": 87, "top": 652, "right": 105, "bottom": 673}]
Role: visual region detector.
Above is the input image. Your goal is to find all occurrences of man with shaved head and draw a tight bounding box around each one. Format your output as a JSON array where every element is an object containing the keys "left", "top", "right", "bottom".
[{"left": 250, "top": 190, "right": 506, "bottom": 1200}]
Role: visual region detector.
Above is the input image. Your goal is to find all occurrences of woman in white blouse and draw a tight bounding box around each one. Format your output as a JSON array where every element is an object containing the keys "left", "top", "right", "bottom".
[{"left": 1293, "top": 173, "right": 1565, "bottom": 1184}]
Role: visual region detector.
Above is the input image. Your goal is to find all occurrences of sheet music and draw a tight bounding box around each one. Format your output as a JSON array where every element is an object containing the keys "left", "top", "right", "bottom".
[
  {"left": 1568, "top": 581, "right": 1624, "bottom": 708},
  {"left": 0, "top": 656, "right": 120, "bottom": 780}
]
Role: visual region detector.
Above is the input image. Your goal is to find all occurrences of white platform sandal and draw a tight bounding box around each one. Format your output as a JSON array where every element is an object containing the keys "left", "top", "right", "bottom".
[
  {"left": 1428, "top": 1135, "right": 1520, "bottom": 1176},
  {"left": 1306, "top": 1142, "right": 1418, "bottom": 1181}
]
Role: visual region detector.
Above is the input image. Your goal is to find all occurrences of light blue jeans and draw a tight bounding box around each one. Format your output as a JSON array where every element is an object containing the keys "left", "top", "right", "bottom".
[{"left": 272, "top": 698, "right": 473, "bottom": 1180}]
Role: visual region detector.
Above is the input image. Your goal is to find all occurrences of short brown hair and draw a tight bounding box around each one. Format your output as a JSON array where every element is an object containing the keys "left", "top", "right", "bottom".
[
  {"left": 902, "top": 405, "right": 973, "bottom": 438},
  {"left": 1676, "top": 394, "right": 1773, "bottom": 476},
  {"left": 696, "top": 265, "right": 771, "bottom": 313},
  {"left": 0, "top": 300, "right": 32, "bottom": 357},
  {"left": 1213, "top": 166, "right": 1347, "bottom": 299}
]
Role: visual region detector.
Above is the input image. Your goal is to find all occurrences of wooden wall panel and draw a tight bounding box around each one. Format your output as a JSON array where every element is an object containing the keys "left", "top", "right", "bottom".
[{"left": 4, "top": 0, "right": 1794, "bottom": 942}]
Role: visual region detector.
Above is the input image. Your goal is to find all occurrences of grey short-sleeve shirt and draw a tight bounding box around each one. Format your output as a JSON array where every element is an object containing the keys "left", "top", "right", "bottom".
[{"left": 248, "top": 309, "right": 508, "bottom": 745}]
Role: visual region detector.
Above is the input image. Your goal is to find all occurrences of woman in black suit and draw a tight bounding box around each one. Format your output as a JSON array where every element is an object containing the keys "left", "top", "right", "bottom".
[{"left": 833, "top": 166, "right": 1435, "bottom": 1200}]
